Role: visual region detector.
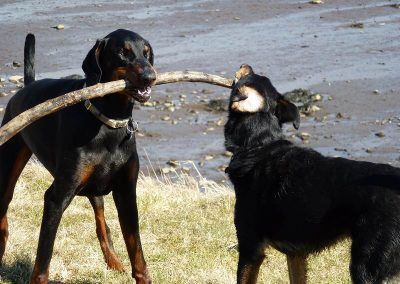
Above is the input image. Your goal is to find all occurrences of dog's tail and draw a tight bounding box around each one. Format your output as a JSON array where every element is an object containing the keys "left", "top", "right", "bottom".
[{"left": 24, "top": 33, "right": 35, "bottom": 86}]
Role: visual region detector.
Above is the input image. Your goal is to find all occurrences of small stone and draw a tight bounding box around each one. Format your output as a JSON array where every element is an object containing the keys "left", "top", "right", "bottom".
[
  {"left": 311, "top": 94, "right": 322, "bottom": 101},
  {"left": 206, "top": 127, "right": 215, "bottom": 132},
  {"left": 234, "top": 17, "right": 241, "bottom": 20},
  {"left": 349, "top": 22, "right": 364, "bottom": 29},
  {"left": 375, "top": 132, "right": 385, "bottom": 138},
  {"left": 12, "top": 61, "right": 21, "bottom": 68},
  {"left": 0, "top": 92, "right": 9, "bottom": 97},
  {"left": 182, "top": 167, "right": 191, "bottom": 173},
  {"left": 166, "top": 160, "right": 180, "bottom": 167},
  {"left": 167, "top": 106, "right": 175, "bottom": 112},
  {"left": 223, "top": 151, "right": 233, "bottom": 158},
  {"left": 0, "top": 107, "right": 4, "bottom": 113},
  {"left": 299, "top": 132, "right": 311, "bottom": 140},
  {"left": 202, "top": 89, "right": 214, "bottom": 94},
  {"left": 366, "top": 148, "right": 373, "bottom": 153},
  {"left": 161, "top": 116, "right": 170, "bottom": 121},
  {"left": 336, "top": 112, "right": 344, "bottom": 119},
  {"left": 0, "top": 77, "right": 5, "bottom": 83},
  {"left": 160, "top": 167, "right": 173, "bottom": 174},
  {"left": 389, "top": 3, "right": 400, "bottom": 8},
  {"left": 9, "top": 75, "right": 23, "bottom": 84},
  {"left": 179, "top": 94, "right": 187, "bottom": 99},
  {"left": 204, "top": 155, "right": 214, "bottom": 161},
  {"left": 52, "top": 24, "right": 65, "bottom": 30},
  {"left": 309, "top": 105, "right": 321, "bottom": 112},
  {"left": 309, "top": 0, "right": 323, "bottom": 4},
  {"left": 217, "top": 165, "right": 228, "bottom": 172},
  {"left": 10, "top": 89, "right": 18, "bottom": 94},
  {"left": 142, "top": 101, "right": 154, "bottom": 107},
  {"left": 372, "top": 89, "right": 380, "bottom": 95},
  {"left": 171, "top": 120, "right": 178, "bottom": 125}
]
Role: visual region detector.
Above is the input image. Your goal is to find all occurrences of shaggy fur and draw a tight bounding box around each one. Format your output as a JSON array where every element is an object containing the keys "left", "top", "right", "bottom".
[{"left": 225, "top": 64, "right": 400, "bottom": 284}]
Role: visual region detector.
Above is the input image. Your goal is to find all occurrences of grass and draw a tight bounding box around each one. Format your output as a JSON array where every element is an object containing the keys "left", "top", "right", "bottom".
[{"left": 0, "top": 161, "right": 352, "bottom": 283}]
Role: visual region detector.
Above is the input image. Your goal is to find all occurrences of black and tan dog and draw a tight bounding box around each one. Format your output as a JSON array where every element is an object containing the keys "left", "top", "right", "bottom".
[
  {"left": 225, "top": 64, "right": 400, "bottom": 284},
  {"left": 0, "top": 29, "right": 156, "bottom": 283}
]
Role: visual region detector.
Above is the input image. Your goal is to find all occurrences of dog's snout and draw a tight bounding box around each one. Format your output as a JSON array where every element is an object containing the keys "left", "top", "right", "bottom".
[{"left": 140, "top": 70, "right": 157, "bottom": 86}]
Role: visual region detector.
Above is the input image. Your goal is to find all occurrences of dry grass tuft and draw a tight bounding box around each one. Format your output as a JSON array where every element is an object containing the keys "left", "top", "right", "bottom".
[{"left": 0, "top": 162, "right": 351, "bottom": 283}]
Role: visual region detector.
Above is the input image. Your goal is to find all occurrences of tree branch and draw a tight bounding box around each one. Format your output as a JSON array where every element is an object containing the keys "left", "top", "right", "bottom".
[{"left": 0, "top": 71, "right": 234, "bottom": 146}]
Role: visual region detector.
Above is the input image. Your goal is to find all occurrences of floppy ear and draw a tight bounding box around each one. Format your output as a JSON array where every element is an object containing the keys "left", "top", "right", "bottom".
[
  {"left": 82, "top": 39, "right": 108, "bottom": 86},
  {"left": 275, "top": 97, "right": 300, "bottom": 129}
]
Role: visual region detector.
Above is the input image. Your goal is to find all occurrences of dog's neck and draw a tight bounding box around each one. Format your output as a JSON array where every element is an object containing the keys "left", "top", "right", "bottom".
[
  {"left": 224, "top": 110, "right": 284, "bottom": 154},
  {"left": 89, "top": 92, "right": 134, "bottom": 120}
]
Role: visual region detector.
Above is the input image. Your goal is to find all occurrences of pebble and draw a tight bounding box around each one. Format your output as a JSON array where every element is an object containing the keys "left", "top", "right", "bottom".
[
  {"left": 167, "top": 106, "right": 175, "bottom": 112},
  {"left": 366, "top": 148, "right": 373, "bottom": 153},
  {"left": 0, "top": 92, "right": 8, "bottom": 97},
  {"left": 171, "top": 120, "right": 179, "bottom": 125},
  {"left": 12, "top": 61, "right": 21, "bottom": 68},
  {"left": 372, "top": 89, "right": 380, "bottom": 95},
  {"left": 223, "top": 151, "right": 233, "bottom": 158},
  {"left": 166, "top": 160, "right": 180, "bottom": 167},
  {"left": 9, "top": 75, "right": 23, "bottom": 84},
  {"left": 202, "top": 89, "right": 214, "bottom": 94},
  {"left": 217, "top": 165, "right": 227, "bottom": 172},
  {"left": 309, "top": 105, "right": 321, "bottom": 112},
  {"left": 336, "top": 112, "right": 344, "bottom": 119},
  {"left": 206, "top": 127, "right": 215, "bottom": 132},
  {"left": 299, "top": 132, "right": 311, "bottom": 140},
  {"left": 0, "top": 107, "right": 4, "bottom": 113},
  {"left": 181, "top": 167, "right": 191, "bottom": 173},
  {"left": 204, "top": 155, "right": 214, "bottom": 161},
  {"left": 160, "top": 167, "right": 174, "bottom": 174},
  {"left": 311, "top": 94, "right": 322, "bottom": 101},
  {"left": 142, "top": 101, "right": 155, "bottom": 107},
  {"left": 52, "top": 24, "right": 65, "bottom": 30},
  {"left": 161, "top": 116, "right": 170, "bottom": 121},
  {"left": 375, "top": 132, "right": 385, "bottom": 138},
  {"left": 309, "top": 0, "right": 323, "bottom": 4},
  {"left": 0, "top": 77, "right": 5, "bottom": 82}
]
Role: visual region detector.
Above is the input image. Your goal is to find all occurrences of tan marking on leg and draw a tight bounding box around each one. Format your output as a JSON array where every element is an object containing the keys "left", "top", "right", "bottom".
[
  {"left": 30, "top": 262, "right": 49, "bottom": 284},
  {"left": 287, "top": 254, "right": 308, "bottom": 284}
]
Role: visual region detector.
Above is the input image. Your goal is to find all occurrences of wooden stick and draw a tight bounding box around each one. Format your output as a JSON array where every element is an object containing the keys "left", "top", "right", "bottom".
[{"left": 0, "top": 71, "right": 234, "bottom": 146}]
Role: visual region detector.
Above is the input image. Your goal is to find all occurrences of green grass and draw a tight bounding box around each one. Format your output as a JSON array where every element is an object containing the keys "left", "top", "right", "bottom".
[{"left": 0, "top": 162, "right": 351, "bottom": 283}]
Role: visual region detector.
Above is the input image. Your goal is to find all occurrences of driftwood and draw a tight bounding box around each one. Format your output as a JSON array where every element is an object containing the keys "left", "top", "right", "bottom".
[{"left": 0, "top": 71, "right": 234, "bottom": 146}]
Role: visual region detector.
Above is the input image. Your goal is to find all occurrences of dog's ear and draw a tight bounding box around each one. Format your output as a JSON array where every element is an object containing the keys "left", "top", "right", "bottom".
[
  {"left": 275, "top": 97, "right": 300, "bottom": 129},
  {"left": 147, "top": 42, "right": 154, "bottom": 66},
  {"left": 235, "top": 64, "right": 254, "bottom": 82},
  {"left": 82, "top": 38, "right": 108, "bottom": 86}
]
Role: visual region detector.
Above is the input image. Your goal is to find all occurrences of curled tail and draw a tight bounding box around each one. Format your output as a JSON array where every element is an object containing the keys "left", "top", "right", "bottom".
[{"left": 24, "top": 33, "right": 35, "bottom": 86}]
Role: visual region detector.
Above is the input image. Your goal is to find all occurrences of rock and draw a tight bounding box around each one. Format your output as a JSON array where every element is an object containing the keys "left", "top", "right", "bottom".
[
  {"left": 0, "top": 77, "right": 5, "bottom": 82},
  {"left": 202, "top": 88, "right": 214, "bottom": 94},
  {"left": 349, "top": 22, "right": 364, "bottom": 29},
  {"left": 216, "top": 118, "right": 225, "bottom": 126},
  {"left": 375, "top": 132, "right": 385, "bottom": 138},
  {"left": 366, "top": 148, "right": 373, "bottom": 153},
  {"left": 167, "top": 106, "right": 175, "bottom": 112},
  {"left": 207, "top": 99, "right": 229, "bottom": 112},
  {"left": 9, "top": 75, "right": 23, "bottom": 84},
  {"left": 372, "top": 89, "right": 380, "bottom": 95},
  {"left": 160, "top": 167, "right": 174, "bottom": 174},
  {"left": 233, "top": 17, "right": 241, "bottom": 20},
  {"left": 389, "top": 3, "right": 400, "bottom": 8},
  {"left": 171, "top": 120, "right": 179, "bottom": 125},
  {"left": 309, "top": 105, "right": 321, "bottom": 112},
  {"left": 143, "top": 101, "right": 155, "bottom": 107},
  {"left": 181, "top": 167, "right": 191, "bottom": 173},
  {"left": 0, "top": 107, "right": 4, "bottom": 113},
  {"left": 336, "top": 112, "right": 344, "bottom": 119},
  {"left": 204, "top": 155, "right": 214, "bottom": 161},
  {"left": 179, "top": 94, "right": 187, "bottom": 99},
  {"left": 206, "top": 127, "right": 215, "bottom": 132},
  {"left": 311, "top": 94, "right": 322, "bottom": 101},
  {"left": 223, "top": 151, "right": 233, "bottom": 158},
  {"left": 161, "top": 116, "right": 170, "bottom": 121},
  {"left": 217, "top": 165, "right": 228, "bottom": 172},
  {"left": 309, "top": 0, "right": 323, "bottom": 4},
  {"left": 12, "top": 61, "right": 21, "bottom": 68},
  {"left": 299, "top": 132, "right": 311, "bottom": 140},
  {"left": 52, "top": 24, "right": 65, "bottom": 30},
  {"left": 166, "top": 160, "right": 180, "bottom": 167},
  {"left": 0, "top": 92, "right": 9, "bottom": 97}
]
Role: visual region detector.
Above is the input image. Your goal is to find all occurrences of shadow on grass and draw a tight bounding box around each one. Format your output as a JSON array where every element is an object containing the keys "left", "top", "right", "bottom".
[{"left": 0, "top": 255, "right": 32, "bottom": 284}]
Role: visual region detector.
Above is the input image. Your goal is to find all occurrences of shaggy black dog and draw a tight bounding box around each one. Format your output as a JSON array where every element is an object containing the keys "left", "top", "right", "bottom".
[{"left": 225, "top": 64, "right": 400, "bottom": 284}]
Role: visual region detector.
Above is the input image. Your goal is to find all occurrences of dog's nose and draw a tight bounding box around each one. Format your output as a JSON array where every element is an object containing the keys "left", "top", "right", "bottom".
[{"left": 140, "top": 71, "right": 157, "bottom": 86}]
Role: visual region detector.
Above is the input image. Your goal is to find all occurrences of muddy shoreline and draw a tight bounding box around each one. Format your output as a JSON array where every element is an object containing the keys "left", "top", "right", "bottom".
[{"left": 1, "top": 0, "right": 399, "bottom": 181}]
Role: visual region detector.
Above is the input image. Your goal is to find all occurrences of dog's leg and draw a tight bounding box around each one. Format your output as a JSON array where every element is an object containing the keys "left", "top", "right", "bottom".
[
  {"left": 88, "top": 195, "right": 125, "bottom": 271},
  {"left": 287, "top": 254, "right": 307, "bottom": 284},
  {"left": 30, "top": 181, "right": 75, "bottom": 284},
  {"left": 237, "top": 241, "right": 265, "bottom": 284},
  {"left": 113, "top": 155, "right": 151, "bottom": 284},
  {"left": 0, "top": 135, "right": 32, "bottom": 264}
]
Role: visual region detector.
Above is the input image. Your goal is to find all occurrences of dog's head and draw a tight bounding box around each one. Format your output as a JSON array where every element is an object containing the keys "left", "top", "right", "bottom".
[
  {"left": 230, "top": 64, "right": 300, "bottom": 129},
  {"left": 82, "top": 29, "right": 156, "bottom": 103}
]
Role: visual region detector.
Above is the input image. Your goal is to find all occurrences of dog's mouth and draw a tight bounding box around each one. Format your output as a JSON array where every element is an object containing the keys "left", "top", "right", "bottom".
[{"left": 127, "top": 86, "right": 152, "bottom": 103}]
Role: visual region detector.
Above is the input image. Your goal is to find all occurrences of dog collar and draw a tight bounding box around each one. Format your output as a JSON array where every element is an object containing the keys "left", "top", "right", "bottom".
[{"left": 84, "top": 100, "right": 138, "bottom": 132}]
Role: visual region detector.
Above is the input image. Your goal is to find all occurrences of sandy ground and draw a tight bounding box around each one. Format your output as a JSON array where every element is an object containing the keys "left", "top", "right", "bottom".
[{"left": 0, "top": 0, "right": 399, "bottom": 181}]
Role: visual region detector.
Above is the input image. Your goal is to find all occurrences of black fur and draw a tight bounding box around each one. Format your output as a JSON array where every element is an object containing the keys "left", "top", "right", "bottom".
[
  {"left": 225, "top": 66, "right": 400, "bottom": 284},
  {"left": 0, "top": 29, "right": 156, "bottom": 283},
  {"left": 24, "top": 33, "right": 35, "bottom": 85}
]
